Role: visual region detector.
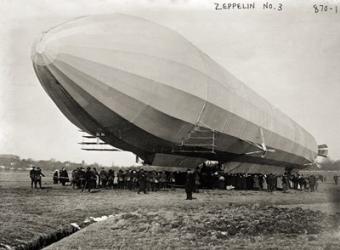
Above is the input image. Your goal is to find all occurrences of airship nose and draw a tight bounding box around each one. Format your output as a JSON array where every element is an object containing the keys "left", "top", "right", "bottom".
[{"left": 31, "top": 31, "right": 58, "bottom": 66}]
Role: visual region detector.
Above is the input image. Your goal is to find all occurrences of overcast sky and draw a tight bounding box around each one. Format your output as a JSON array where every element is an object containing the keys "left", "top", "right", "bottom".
[{"left": 1, "top": 0, "right": 339, "bottom": 166}]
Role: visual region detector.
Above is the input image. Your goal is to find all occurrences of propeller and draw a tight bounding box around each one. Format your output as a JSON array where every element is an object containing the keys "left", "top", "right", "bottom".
[{"left": 244, "top": 128, "right": 276, "bottom": 158}]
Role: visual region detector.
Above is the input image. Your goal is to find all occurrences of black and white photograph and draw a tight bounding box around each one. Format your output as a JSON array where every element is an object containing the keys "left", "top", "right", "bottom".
[{"left": 1, "top": 0, "right": 340, "bottom": 249}]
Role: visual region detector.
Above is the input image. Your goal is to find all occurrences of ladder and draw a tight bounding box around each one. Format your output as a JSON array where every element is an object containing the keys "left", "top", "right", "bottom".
[{"left": 175, "top": 123, "right": 216, "bottom": 154}]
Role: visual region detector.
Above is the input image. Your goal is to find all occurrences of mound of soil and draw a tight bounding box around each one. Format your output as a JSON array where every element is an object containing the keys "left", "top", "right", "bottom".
[
  {"left": 109, "top": 205, "right": 340, "bottom": 238},
  {"left": 59, "top": 205, "right": 339, "bottom": 249}
]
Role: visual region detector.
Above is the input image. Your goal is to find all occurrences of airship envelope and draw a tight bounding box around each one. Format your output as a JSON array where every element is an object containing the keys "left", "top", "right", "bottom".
[{"left": 32, "top": 14, "right": 318, "bottom": 168}]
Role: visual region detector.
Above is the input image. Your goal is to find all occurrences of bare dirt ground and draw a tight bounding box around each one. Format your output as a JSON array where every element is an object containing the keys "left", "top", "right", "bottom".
[{"left": 1, "top": 176, "right": 340, "bottom": 249}]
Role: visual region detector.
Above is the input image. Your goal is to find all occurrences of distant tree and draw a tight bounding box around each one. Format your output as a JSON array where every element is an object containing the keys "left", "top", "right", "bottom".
[
  {"left": 333, "top": 160, "right": 340, "bottom": 170},
  {"left": 0, "top": 156, "right": 110, "bottom": 171},
  {"left": 319, "top": 158, "right": 340, "bottom": 170}
]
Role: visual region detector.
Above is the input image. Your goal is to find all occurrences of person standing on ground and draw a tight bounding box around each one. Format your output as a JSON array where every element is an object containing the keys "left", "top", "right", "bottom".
[
  {"left": 71, "top": 168, "right": 78, "bottom": 189},
  {"left": 59, "top": 167, "right": 69, "bottom": 186},
  {"left": 169, "top": 172, "right": 176, "bottom": 190},
  {"left": 253, "top": 175, "right": 260, "bottom": 190},
  {"left": 137, "top": 169, "right": 147, "bottom": 194},
  {"left": 53, "top": 170, "right": 59, "bottom": 184},
  {"left": 160, "top": 171, "right": 167, "bottom": 190},
  {"left": 117, "top": 170, "right": 124, "bottom": 189},
  {"left": 267, "top": 174, "right": 274, "bottom": 192},
  {"left": 83, "top": 167, "right": 94, "bottom": 192},
  {"left": 30, "top": 166, "right": 36, "bottom": 188},
  {"left": 218, "top": 174, "right": 226, "bottom": 190},
  {"left": 315, "top": 175, "right": 320, "bottom": 191},
  {"left": 154, "top": 172, "right": 160, "bottom": 191},
  {"left": 35, "top": 167, "right": 45, "bottom": 189},
  {"left": 276, "top": 175, "right": 283, "bottom": 191},
  {"left": 261, "top": 174, "right": 268, "bottom": 191},
  {"left": 185, "top": 169, "right": 195, "bottom": 200},
  {"left": 292, "top": 174, "right": 299, "bottom": 190},
  {"left": 99, "top": 167, "right": 108, "bottom": 188},
  {"left": 282, "top": 173, "right": 289, "bottom": 193},
  {"left": 298, "top": 175, "right": 305, "bottom": 191},
  {"left": 146, "top": 171, "right": 152, "bottom": 192},
  {"left": 126, "top": 170, "right": 132, "bottom": 190},
  {"left": 132, "top": 170, "right": 138, "bottom": 190},
  {"left": 93, "top": 168, "right": 99, "bottom": 189},
  {"left": 193, "top": 168, "right": 200, "bottom": 193},
  {"left": 107, "top": 169, "right": 114, "bottom": 189},
  {"left": 308, "top": 175, "right": 316, "bottom": 192},
  {"left": 78, "top": 167, "right": 86, "bottom": 190}
]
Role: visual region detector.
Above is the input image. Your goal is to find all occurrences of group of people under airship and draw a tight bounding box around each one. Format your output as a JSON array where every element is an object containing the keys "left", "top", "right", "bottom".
[{"left": 46, "top": 164, "right": 323, "bottom": 197}]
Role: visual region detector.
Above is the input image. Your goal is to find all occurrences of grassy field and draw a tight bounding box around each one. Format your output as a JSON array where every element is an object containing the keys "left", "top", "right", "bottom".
[{"left": 1, "top": 170, "right": 340, "bottom": 249}]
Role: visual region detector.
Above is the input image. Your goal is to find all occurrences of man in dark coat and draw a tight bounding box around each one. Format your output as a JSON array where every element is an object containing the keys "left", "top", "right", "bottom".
[
  {"left": 30, "top": 166, "right": 36, "bottom": 188},
  {"left": 282, "top": 173, "right": 289, "bottom": 192},
  {"left": 71, "top": 168, "right": 78, "bottom": 189},
  {"left": 267, "top": 174, "right": 274, "bottom": 192},
  {"left": 99, "top": 168, "right": 108, "bottom": 188},
  {"left": 53, "top": 170, "right": 59, "bottom": 184},
  {"left": 107, "top": 169, "right": 114, "bottom": 189},
  {"left": 35, "top": 167, "right": 45, "bottom": 189},
  {"left": 59, "top": 167, "right": 69, "bottom": 186},
  {"left": 78, "top": 167, "right": 86, "bottom": 189},
  {"left": 117, "top": 170, "right": 124, "bottom": 189},
  {"left": 137, "top": 169, "right": 147, "bottom": 194},
  {"left": 309, "top": 175, "right": 316, "bottom": 192},
  {"left": 185, "top": 169, "right": 195, "bottom": 200},
  {"left": 83, "top": 167, "right": 96, "bottom": 192}
]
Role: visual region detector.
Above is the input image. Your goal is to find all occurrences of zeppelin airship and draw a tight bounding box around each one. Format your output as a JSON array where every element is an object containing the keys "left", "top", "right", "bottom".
[{"left": 31, "top": 14, "right": 327, "bottom": 172}]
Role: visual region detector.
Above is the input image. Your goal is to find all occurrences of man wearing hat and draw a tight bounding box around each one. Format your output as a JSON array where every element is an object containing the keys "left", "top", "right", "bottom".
[
  {"left": 185, "top": 168, "right": 195, "bottom": 200},
  {"left": 83, "top": 167, "right": 95, "bottom": 192},
  {"left": 35, "top": 167, "right": 45, "bottom": 189},
  {"left": 78, "top": 167, "right": 86, "bottom": 189},
  {"left": 29, "top": 166, "right": 36, "bottom": 188},
  {"left": 137, "top": 169, "right": 147, "bottom": 194}
]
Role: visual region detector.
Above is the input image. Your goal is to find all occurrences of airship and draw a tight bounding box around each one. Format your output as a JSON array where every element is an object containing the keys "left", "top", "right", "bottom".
[{"left": 31, "top": 14, "right": 327, "bottom": 172}]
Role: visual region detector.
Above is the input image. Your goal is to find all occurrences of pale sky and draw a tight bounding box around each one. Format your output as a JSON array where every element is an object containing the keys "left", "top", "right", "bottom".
[{"left": 1, "top": 0, "right": 339, "bottom": 166}]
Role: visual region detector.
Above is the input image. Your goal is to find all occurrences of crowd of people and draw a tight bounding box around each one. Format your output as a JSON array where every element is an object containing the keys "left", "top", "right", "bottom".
[
  {"left": 53, "top": 167, "right": 177, "bottom": 193},
  {"left": 48, "top": 164, "right": 324, "bottom": 194}
]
